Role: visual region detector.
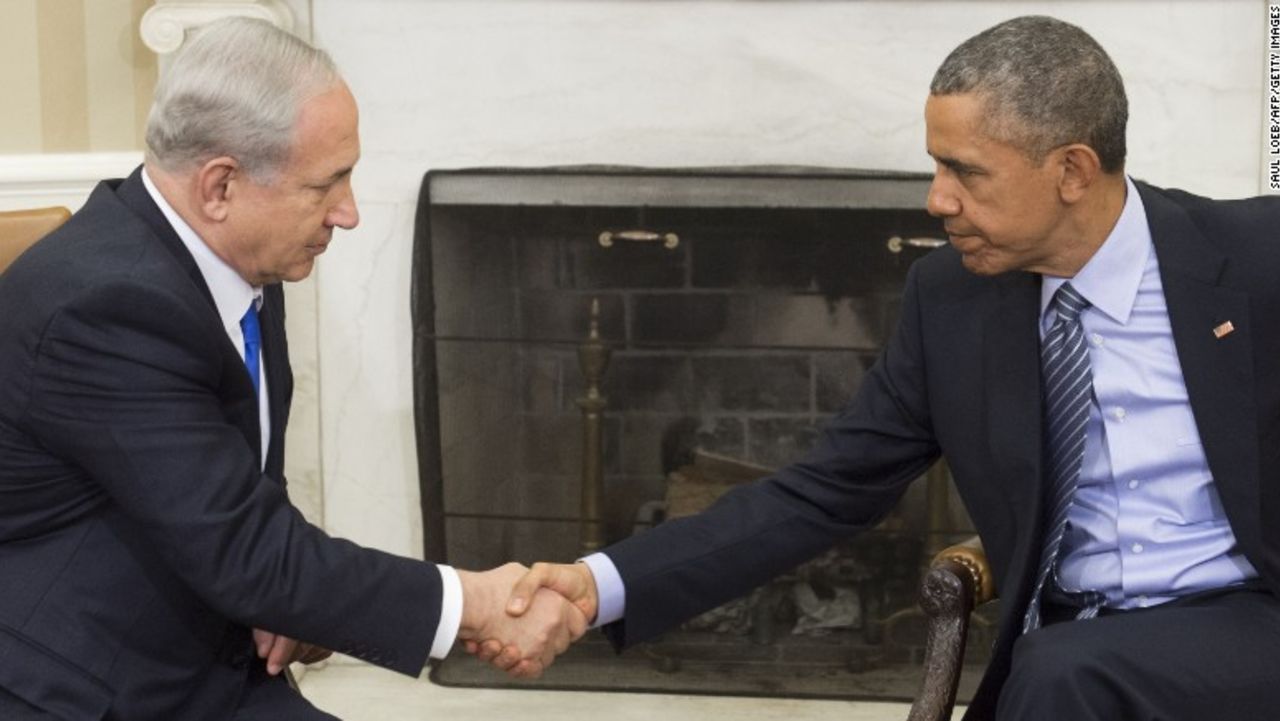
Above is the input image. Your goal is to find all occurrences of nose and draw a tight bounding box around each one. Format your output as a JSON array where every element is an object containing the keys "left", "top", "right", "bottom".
[
  {"left": 328, "top": 184, "right": 360, "bottom": 230},
  {"left": 926, "top": 170, "right": 961, "bottom": 219}
]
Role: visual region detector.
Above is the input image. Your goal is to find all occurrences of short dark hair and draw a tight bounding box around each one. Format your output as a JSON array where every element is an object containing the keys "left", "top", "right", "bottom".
[{"left": 930, "top": 16, "right": 1128, "bottom": 173}]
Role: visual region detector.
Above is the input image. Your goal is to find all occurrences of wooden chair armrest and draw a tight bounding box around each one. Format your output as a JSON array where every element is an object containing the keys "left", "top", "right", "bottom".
[
  {"left": 933, "top": 536, "right": 996, "bottom": 606},
  {"left": 905, "top": 537, "right": 995, "bottom": 721}
]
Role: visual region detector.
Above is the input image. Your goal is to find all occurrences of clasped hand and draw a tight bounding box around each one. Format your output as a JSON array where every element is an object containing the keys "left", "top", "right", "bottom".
[
  {"left": 251, "top": 628, "right": 332, "bottom": 676},
  {"left": 458, "top": 562, "right": 598, "bottom": 678}
]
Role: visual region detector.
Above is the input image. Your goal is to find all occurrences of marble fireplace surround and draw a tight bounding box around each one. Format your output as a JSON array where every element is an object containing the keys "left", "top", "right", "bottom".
[{"left": 1, "top": 2, "right": 1270, "bottom": 607}]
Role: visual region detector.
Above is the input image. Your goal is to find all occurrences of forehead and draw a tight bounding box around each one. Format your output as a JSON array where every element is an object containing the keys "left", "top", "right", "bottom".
[
  {"left": 925, "top": 93, "right": 989, "bottom": 152},
  {"left": 925, "top": 92, "right": 1031, "bottom": 170}
]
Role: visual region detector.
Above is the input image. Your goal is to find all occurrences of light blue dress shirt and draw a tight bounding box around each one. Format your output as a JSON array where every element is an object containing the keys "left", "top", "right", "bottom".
[
  {"left": 1044, "top": 177, "right": 1256, "bottom": 609},
  {"left": 587, "top": 177, "right": 1258, "bottom": 625}
]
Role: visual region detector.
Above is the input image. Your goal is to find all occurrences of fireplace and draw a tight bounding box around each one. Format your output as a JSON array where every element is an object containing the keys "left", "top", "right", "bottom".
[{"left": 411, "top": 167, "right": 995, "bottom": 700}]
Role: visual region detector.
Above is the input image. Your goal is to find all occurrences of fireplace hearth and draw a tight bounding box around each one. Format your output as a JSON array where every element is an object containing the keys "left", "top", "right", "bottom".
[{"left": 411, "top": 167, "right": 996, "bottom": 700}]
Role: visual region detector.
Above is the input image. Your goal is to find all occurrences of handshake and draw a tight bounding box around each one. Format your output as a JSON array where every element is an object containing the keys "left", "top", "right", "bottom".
[{"left": 456, "top": 561, "right": 598, "bottom": 679}]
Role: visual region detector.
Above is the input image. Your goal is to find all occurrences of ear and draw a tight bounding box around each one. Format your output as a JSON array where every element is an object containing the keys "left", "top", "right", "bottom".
[
  {"left": 1056, "top": 144, "right": 1102, "bottom": 204},
  {"left": 193, "top": 156, "right": 239, "bottom": 222}
]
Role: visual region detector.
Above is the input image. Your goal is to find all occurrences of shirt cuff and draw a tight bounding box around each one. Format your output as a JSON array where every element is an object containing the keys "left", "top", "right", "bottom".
[
  {"left": 429, "top": 564, "right": 463, "bottom": 660},
  {"left": 580, "top": 552, "right": 625, "bottom": 628}
]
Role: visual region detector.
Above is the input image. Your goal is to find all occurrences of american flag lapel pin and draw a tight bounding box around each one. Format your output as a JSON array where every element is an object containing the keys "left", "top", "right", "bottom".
[{"left": 1213, "top": 321, "right": 1235, "bottom": 339}]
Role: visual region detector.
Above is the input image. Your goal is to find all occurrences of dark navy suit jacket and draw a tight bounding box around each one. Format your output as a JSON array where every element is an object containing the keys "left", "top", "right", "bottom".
[
  {"left": 0, "top": 168, "right": 442, "bottom": 720},
  {"left": 599, "top": 182, "right": 1280, "bottom": 720}
]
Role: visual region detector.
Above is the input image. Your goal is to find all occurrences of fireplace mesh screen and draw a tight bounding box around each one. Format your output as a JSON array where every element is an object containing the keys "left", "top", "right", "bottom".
[{"left": 412, "top": 168, "right": 997, "bottom": 700}]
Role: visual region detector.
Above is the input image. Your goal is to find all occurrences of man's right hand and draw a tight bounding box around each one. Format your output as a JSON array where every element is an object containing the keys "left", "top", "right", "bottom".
[
  {"left": 455, "top": 563, "right": 588, "bottom": 679},
  {"left": 509, "top": 562, "right": 599, "bottom": 620},
  {"left": 462, "top": 561, "right": 600, "bottom": 677}
]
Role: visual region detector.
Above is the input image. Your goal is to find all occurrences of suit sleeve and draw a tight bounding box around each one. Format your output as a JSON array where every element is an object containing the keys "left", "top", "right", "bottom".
[
  {"left": 21, "top": 279, "right": 441, "bottom": 675},
  {"left": 601, "top": 261, "right": 941, "bottom": 648}
]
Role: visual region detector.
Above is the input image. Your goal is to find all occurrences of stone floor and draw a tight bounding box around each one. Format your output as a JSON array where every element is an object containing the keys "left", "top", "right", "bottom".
[{"left": 298, "top": 661, "right": 966, "bottom": 721}]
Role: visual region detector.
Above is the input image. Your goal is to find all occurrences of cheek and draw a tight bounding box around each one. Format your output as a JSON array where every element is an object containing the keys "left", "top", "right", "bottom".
[
  {"left": 280, "top": 205, "right": 324, "bottom": 242},
  {"left": 303, "top": 204, "right": 332, "bottom": 233},
  {"left": 970, "top": 197, "right": 1041, "bottom": 248}
]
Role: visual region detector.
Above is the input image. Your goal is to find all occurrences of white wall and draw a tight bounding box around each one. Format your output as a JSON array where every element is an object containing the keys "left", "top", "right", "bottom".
[{"left": 301, "top": 0, "right": 1270, "bottom": 560}]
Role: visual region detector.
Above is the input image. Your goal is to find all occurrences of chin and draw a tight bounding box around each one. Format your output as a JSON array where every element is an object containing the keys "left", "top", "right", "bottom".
[
  {"left": 960, "top": 253, "right": 1009, "bottom": 277},
  {"left": 282, "top": 260, "right": 317, "bottom": 283}
]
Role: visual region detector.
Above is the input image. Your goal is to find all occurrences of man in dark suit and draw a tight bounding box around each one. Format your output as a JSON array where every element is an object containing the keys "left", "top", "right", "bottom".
[
  {"left": 0, "top": 17, "right": 583, "bottom": 721},
  {"left": 492, "top": 16, "right": 1280, "bottom": 720}
]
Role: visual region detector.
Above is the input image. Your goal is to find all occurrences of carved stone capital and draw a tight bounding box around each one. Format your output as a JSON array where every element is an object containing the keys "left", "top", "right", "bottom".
[{"left": 140, "top": 1, "right": 294, "bottom": 55}]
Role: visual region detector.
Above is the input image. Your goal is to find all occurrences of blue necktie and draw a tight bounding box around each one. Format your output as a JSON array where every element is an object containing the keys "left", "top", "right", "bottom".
[
  {"left": 240, "top": 300, "right": 261, "bottom": 397},
  {"left": 1023, "top": 282, "right": 1103, "bottom": 632}
]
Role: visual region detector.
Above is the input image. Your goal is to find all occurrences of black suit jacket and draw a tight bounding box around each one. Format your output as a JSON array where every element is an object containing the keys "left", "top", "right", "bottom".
[
  {"left": 0, "top": 168, "right": 442, "bottom": 720},
  {"left": 600, "top": 182, "right": 1280, "bottom": 719}
]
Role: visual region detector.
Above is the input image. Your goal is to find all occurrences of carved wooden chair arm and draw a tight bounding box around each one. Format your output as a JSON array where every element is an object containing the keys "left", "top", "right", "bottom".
[
  {"left": 905, "top": 536, "right": 995, "bottom": 721},
  {"left": 933, "top": 536, "right": 996, "bottom": 606}
]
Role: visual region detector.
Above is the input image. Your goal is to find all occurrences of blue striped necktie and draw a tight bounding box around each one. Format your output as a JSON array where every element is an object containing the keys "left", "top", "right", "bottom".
[
  {"left": 240, "top": 300, "right": 261, "bottom": 397},
  {"left": 1023, "top": 282, "right": 1103, "bottom": 632}
]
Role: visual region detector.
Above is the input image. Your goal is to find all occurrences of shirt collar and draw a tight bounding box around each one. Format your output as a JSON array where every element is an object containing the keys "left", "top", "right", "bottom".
[
  {"left": 1040, "top": 176, "right": 1151, "bottom": 326},
  {"left": 141, "top": 167, "right": 261, "bottom": 333}
]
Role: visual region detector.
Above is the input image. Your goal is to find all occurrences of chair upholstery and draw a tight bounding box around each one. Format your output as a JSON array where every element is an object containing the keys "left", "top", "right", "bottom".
[
  {"left": 907, "top": 536, "right": 996, "bottom": 721},
  {"left": 0, "top": 206, "right": 71, "bottom": 274}
]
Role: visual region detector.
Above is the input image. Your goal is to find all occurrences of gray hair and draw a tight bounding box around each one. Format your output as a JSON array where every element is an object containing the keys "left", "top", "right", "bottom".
[
  {"left": 145, "top": 16, "right": 340, "bottom": 181},
  {"left": 931, "top": 16, "right": 1127, "bottom": 173}
]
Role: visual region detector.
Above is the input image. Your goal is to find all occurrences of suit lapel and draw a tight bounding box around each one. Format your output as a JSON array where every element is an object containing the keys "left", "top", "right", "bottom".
[
  {"left": 1139, "top": 184, "right": 1259, "bottom": 546},
  {"left": 114, "top": 168, "right": 217, "bottom": 310},
  {"left": 983, "top": 270, "right": 1044, "bottom": 510},
  {"left": 114, "top": 166, "right": 265, "bottom": 468},
  {"left": 981, "top": 269, "right": 1046, "bottom": 625},
  {"left": 260, "top": 284, "right": 291, "bottom": 482}
]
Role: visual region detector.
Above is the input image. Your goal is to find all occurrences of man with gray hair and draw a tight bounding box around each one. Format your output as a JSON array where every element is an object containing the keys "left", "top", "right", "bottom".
[
  {"left": 497, "top": 15, "right": 1280, "bottom": 719},
  {"left": 0, "top": 17, "right": 582, "bottom": 720}
]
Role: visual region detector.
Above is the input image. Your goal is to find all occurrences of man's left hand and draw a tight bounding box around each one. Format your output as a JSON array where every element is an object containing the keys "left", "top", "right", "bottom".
[{"left": 252, "top": 628, "right": 333, "bottom": 676}]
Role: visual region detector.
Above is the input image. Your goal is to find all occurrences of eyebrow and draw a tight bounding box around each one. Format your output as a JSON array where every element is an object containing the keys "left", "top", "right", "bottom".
[
  {"left": 930, "top": 153, "right": 984, "bottom": 175},
  {"left": 323, "top": 166, "right": 354, "bottom": 184}
]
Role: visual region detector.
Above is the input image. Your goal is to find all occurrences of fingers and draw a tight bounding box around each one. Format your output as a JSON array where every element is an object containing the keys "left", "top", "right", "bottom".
[
  {"left": 253, "top": 629, "right": 328, "bottom": 673},
  {"left": 513, "top": 588, "right": 582, "bottom": 670},
  {"left": 508, "top": 658, "right": 545, "bottom": 679},
  {"left": 252, "top": 628, "right": 276, "bottom": 659},
  {"left": 474, "top": 639, "right": 504, "bottom": 663},
  {"left": 565, "top": 598, "right": 589, "bottom": 642},
  {"left": 507, "top": 562, "right": 592, "bottom": 618},
  {"left": 491, "top": 644, "right": 524, "bottom": 671},
  {"left": 505, "top": 563, "right": 549, "bottom": 616},
  {"left": 265, "top": 634, "right": 299, "bottom": 676}
]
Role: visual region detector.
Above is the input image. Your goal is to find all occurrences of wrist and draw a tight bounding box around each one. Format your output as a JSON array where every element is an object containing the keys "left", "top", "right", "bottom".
[
  {"left": 455, "top": 570, "right": 489, "bottom": 637},
  {"left": 573, "top": 561, "right": 601, "bottom": 622}
]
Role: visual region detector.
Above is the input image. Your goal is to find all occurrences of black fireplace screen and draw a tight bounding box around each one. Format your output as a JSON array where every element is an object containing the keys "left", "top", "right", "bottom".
[{"left": 411, "top": 167, "right": 997, "bottom": 701}]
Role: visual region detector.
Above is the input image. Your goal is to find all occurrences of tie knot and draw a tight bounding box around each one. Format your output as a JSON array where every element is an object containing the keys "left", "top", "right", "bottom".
[{"left": 1051, "top": 282, "right": 1090, "bottom": 323}]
